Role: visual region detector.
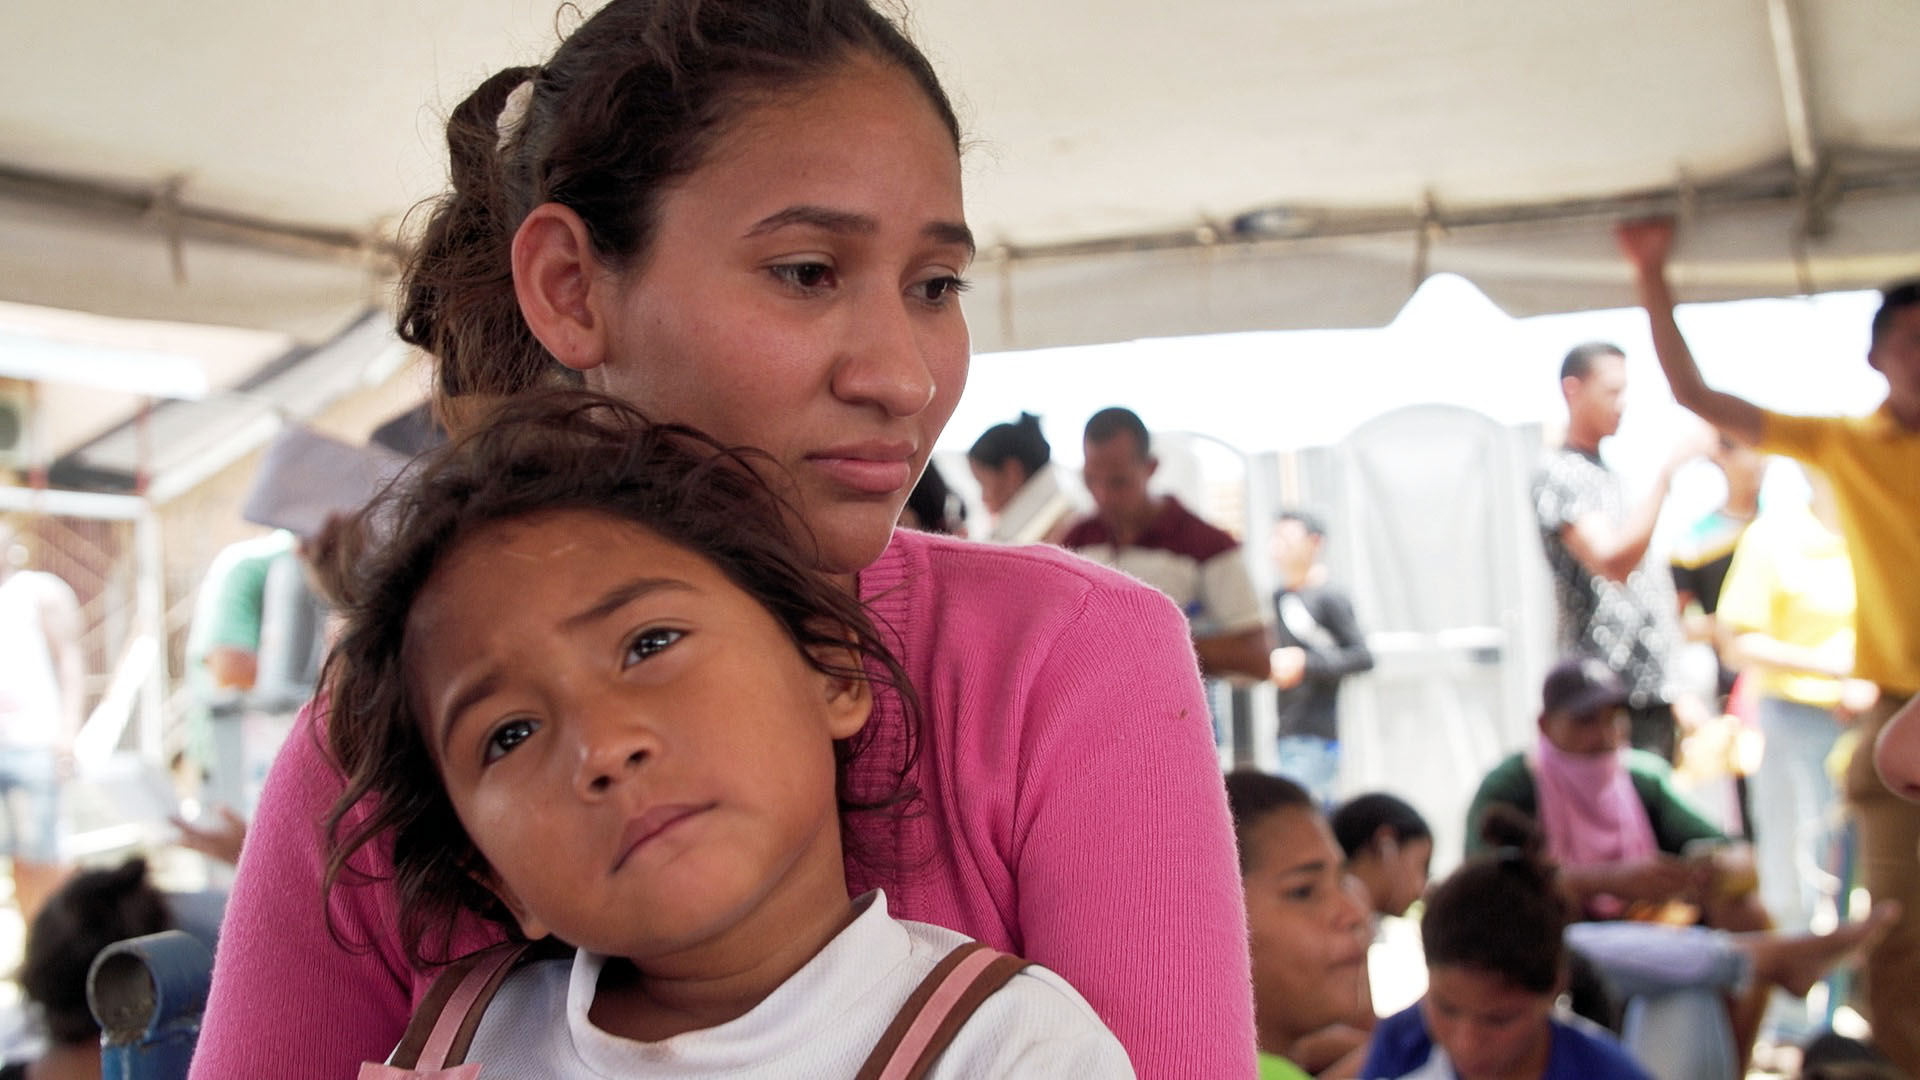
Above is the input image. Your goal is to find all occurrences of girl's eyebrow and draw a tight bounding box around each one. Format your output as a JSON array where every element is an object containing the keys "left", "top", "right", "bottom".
[
  {"left": 560, "top": 577, "right": 696, "bottom": 630},
  {"left": 1278, "top": 857, "right": 1331, "bottom": 878},
  {"left": 434, "top": 576, "right": 697, "bottom": 755},
  {"left": 438, "top": 670, "right": 502, "bottom": 758}
]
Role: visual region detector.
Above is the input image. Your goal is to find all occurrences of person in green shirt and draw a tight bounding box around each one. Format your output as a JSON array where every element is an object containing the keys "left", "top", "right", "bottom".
[
  {"left": 1465, "top": 656, "right": 1780, "bottom": 1069},
  {"left": 1463, "top": 657, "right": 1751, "bottom": 926}
]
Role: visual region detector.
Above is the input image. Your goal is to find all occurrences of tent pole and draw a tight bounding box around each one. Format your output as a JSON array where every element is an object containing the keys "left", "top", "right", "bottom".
[
  {"left": 1764, "top": 0, "right": 1822, "bottom": 183},
  {"left": 0, "top": 162, "right": 402, "bottom": 268},
  {"left": 133, "top": 506, "right": 167, "bottom": 763},
  {"left": 1000, "top": 156, "right": 1920, "bottom": 264}
]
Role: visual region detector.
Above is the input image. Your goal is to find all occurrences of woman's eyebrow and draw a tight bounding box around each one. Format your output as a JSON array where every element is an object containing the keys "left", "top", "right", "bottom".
[
  {"left": 924, "top": 220, "right": 976, "bottom": 256},
  {"left": 744, "top": 204, "right": 976, "bottom": 256},
  {"left": 746, "top": 205, "right": 873, "bottom": 238}
]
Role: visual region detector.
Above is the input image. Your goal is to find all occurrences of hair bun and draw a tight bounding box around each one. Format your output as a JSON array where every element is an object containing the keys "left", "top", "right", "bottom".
[
  {"left": 1478, "top": 804, "right": 1554, "bottom": 887},
  {"left": 446, "top": 65, "right": 542, "bottom": 198},
  {"left": 101, "top": 856, "right": 150, "bottom": 894}
]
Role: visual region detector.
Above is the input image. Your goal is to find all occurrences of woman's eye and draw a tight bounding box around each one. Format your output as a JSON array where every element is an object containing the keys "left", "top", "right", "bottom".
[
  {"left": 1283, "top": 883, "right": 1317, "bottom": 902},
  {"left": 770, "top": 262, "right": 836, "bottom": 291},
  {"left": 913, "top": 275, "right": 971, "bottom": 305},
  {"left": 484, "top": 719, "right": 538, "bottom": 764},
  {"left": 625, "top": 628, "right": 685, "bottom": 666}
]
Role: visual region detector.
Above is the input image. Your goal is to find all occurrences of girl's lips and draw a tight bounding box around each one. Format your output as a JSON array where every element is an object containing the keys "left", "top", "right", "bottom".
[{"left": 613, "top": 803, "right": 715, "bottom": 870}]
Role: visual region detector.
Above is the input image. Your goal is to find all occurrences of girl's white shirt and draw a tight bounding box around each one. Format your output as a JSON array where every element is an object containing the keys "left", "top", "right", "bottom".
[{"left": 463, "top": 890, "right": 1135, "bottom": 1077}]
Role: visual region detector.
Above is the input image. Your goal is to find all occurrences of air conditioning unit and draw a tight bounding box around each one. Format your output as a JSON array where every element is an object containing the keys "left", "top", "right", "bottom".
[{"left": 0, "top": 381, "right": 31, "bottom": 472}]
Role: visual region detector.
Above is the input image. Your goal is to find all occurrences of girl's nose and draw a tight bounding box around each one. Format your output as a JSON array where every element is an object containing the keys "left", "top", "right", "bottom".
[{"left": 571, "top": 706, "right": 659, "bottom": 798}]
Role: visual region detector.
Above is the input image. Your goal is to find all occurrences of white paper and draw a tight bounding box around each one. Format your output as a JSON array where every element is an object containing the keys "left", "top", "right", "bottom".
[{"left": 241, "top": 423, "right": 410, "bottom": 539}]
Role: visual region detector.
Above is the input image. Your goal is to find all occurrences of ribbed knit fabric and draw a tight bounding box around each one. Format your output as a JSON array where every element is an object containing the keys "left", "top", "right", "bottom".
[{"left": 190, "top": 529, "right": 1255, "bottom": 1079}]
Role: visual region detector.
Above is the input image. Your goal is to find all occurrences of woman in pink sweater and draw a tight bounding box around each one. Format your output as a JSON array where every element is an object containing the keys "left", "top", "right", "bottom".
[{"left": 191, "top": 1, "right": 1254, "bottom": 1076}]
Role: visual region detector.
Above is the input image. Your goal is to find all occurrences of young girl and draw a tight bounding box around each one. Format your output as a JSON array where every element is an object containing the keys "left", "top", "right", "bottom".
[
  {"left": 1331, "top": 793, "right": 1433, "bottom": 920},
  {"left": 1226, "top": 770, "right": 1374, "bottom": 1080},
  {"left": 1361, "top": 814, "right": 1654, "bottom": 1080},
  {"left": 198, "top": 1, "right": 1251, "bottom": 1075},
  {"left": 8, "top": 858, "right": 174, "bottom": 1080},
  {"left": 328, "top": 393, "right": 1131, "bottom": 1077}
]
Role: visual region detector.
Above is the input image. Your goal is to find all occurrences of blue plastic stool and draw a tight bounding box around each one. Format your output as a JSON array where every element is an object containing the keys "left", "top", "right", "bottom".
[{"left": 88, "top": 930, "right": 213, "bottom": 1080}]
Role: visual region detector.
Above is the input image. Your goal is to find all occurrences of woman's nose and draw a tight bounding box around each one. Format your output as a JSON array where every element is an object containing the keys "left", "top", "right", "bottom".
[{"left": 831, "top": 292, "right": 937, "bottom": 418}]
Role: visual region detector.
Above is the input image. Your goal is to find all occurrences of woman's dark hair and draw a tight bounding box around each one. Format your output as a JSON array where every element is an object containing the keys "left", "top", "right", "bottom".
[
  {"left": 321, "top": 390, "right": 922, "bottom": 966},
  {"left": 967, "top": 412, "right": 1051, "bottom": 478},
  {"left": 21, "top": 858, "right": 173, "bottom": 1046},
  {"left": 397, "top": 0, "right": 962, "bottom": 419},
  {"left": 1224, "top": 769, "right": 1314, "bottom": 874},
  {"left": 1421, "top": 806, "right": 1570, "bottom": 994},
  {"left": 901, "top": 460, "right": 966, "bottom": 536},
  {"left": 1330, "top": 792, "right": 1431, "bottom": 860}
]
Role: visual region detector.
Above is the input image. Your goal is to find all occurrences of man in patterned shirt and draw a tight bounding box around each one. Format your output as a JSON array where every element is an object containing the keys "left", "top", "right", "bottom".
[{"left": 1532, "top": 342, "right": 1709, "bottom": 762}]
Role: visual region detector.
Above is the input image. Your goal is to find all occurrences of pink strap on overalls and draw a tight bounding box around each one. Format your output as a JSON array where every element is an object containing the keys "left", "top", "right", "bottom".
[
  {"left": 357, "top": 942, "right": 528, "bottom": 1079},
  {"left": 853, "top": 941, "right": 1031, "bottom": 1080}
]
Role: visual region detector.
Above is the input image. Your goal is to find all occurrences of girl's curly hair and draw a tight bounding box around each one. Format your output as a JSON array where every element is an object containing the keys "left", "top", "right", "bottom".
[{"left": 320, "top": 389, "right": 921, "bottom": 966}]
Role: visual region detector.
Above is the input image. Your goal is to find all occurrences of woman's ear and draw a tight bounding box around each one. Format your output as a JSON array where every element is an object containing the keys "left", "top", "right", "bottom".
[{"left": 511, "top": 202, "right": 615, "bottom": 375}]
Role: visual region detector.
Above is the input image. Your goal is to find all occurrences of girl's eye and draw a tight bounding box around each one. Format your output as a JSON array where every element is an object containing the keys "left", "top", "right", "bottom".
[
  {"left": 770, "top": 262, "right": 836, "bottom": 291},
  {"left": 625, "top": 627, "right": 685, "bottom": 666},
  {"left": 484, "top": 719, "right": 538, "bottom": 764},
  {"left": 912, "top": 275, "right": 971, "bottom": 305},
  {"left": 1283, "top": 882, "right": 1317, "bottom": 902}
]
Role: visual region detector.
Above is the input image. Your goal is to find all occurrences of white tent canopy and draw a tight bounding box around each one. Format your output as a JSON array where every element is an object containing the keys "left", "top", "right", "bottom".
[{"left": 5, "top": 0, "right": 1920, "bottom": 352}]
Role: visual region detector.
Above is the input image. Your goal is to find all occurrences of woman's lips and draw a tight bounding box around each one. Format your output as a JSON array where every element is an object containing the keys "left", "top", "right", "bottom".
[
  {"left": 805, "top": 446, "right": 915, "bottom": 496},
  {"left": 613, "top": 803, "right": 715, "bottom": 871}
]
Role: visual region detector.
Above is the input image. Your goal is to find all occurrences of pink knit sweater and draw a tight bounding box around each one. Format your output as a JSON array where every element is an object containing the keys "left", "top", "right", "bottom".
[{"left": 191, "top": 530, "right": 1256, "bottom": 1078}]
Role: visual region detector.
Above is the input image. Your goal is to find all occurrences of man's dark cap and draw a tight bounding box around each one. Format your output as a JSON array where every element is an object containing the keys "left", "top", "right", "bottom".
[{"left": 1541, "top": 656, "right": 1629, "bottom": 717}]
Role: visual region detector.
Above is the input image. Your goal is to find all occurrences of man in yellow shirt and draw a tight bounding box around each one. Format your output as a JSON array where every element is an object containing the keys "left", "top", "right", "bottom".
[{"left": 1620, "top": 217, "right": 1920, "bottom": 1072}]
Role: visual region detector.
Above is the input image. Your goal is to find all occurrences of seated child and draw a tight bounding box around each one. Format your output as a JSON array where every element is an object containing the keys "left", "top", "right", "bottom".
[
  {"left": 323, "top": 393, "right": 1132, "bottom": 1078},
  {"left": 1227, "top": 770, "right": 1374, "bottom": 1080},
  {"left": 1340, "top": 797, "right": 1893, "bottom": 1078},
  {"left": 1332, "top": 793, "right": 1433, "bottom": 920},
  {"left": 1362, "top": 812, "right": 1654, "bottom": 1080},
  {"left": 8, "top": 857, "right": 173, "bottom": 1080}
]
